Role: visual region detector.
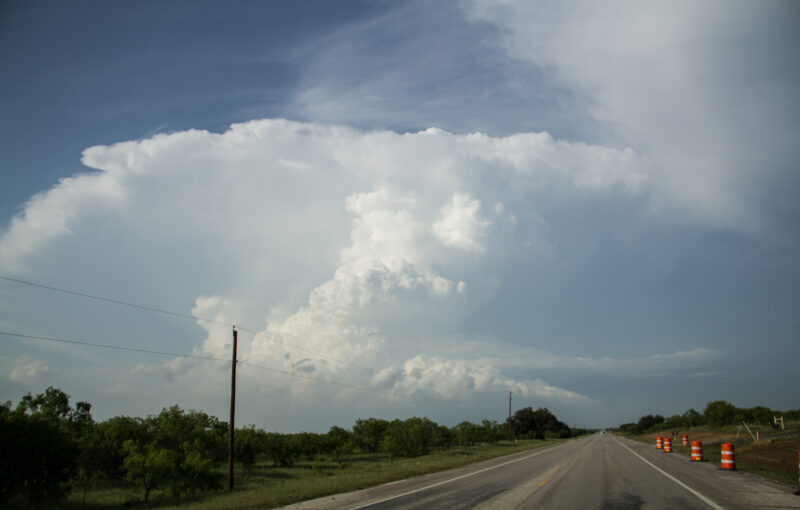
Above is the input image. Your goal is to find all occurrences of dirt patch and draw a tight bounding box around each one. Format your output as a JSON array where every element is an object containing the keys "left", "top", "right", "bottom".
[{"left": 738, "top": 439, "right": 800, "bottom": 473}]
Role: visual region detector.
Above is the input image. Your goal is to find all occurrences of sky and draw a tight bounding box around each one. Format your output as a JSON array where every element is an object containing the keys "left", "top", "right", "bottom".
[{"left": 1, "top": 0, "right": 798, "bottom": 431}]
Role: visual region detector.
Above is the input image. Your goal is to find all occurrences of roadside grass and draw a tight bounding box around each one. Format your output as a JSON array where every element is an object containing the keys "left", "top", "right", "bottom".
[
  {"left": 64, "top": 439, "right": 559, "bottom": 509},
  {"left": 623, "top": 422, "right": 800, "bottom": 488}
]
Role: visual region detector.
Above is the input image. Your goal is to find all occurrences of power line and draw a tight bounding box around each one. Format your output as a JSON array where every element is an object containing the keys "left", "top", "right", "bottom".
[
  {"left": 0, "top": 276, "right": 492, "bottom": 399},
  {"left": 0, "top": 275, "right": 233, "bottom": 327},
  {"left": 1, "top": 275, "right": 404, "bottom": 383},
  {"left": 1, "top": 330, "right": 484, "bottom": 405},
  {"left": 0, "top": 331, "right": 229, "bottom": 362}
]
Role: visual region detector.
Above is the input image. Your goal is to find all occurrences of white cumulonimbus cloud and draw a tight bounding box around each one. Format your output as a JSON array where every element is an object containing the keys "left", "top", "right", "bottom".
[{"left": 1, "top": 118, "right": 729, "bottom": 424}]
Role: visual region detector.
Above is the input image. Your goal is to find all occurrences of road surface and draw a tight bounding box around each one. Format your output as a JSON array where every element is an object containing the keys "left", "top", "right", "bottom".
[{"left": 282, "top": 433, "right": 799, "bottom": 509}]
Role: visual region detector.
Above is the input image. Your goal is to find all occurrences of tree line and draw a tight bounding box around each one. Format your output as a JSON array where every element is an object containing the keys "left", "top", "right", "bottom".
[
  {"left": 1, "top": 386, "right": 587, "bottom": 507},
  {"left": 617, "top": 400, "right": 800, "bottom": 435}
]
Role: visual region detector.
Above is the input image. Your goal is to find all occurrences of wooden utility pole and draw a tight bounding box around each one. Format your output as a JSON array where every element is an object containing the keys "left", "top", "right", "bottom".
[
  {"left": 228, "top": 327, "right": 238, "bottom": 490},
  {"left": 508, "top": 391, "right": 513, "bottom": 442}
]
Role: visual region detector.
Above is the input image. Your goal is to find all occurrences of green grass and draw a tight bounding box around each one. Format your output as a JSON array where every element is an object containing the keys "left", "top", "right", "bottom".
[{"left": 62, "top": 440, "right": 559, "bottom": 509}]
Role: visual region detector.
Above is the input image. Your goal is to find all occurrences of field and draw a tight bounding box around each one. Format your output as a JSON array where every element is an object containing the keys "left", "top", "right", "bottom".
[
  {"left": 629, "top": 421, "right": 800, "bottom": 487},
  {"left": 62, "top": 439, "right": 557, "bottom": 509}
]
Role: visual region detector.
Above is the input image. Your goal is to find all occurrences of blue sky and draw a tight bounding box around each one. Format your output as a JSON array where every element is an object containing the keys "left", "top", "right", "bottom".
[{"left": 1, "top": 0, "right": 798, "bottom": 431}]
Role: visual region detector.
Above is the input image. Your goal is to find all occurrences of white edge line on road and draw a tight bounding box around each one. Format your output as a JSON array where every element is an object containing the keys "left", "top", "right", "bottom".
[
  {"left": 614, "top": 437, "right": 724, "bottom": 510},
  {"left": 350, "top": 443, "right": 564, "bottom": 510}
]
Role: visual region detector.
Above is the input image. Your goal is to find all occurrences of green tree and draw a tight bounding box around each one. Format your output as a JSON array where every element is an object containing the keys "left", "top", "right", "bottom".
[
  {"left": 637, "top": 414, "right": 665, "bottom": 432},
  {"left": 513, "top": 407, "right": 571, "bottom": 439},
  {"left": 533, "top": 408, "right": 570, "bottom": 438},
  {"left": 123, "top": 440, "right": 175, "bottom": 503},
  {"left": 325, "top": 425, "right": 353, "bottom": 463},
  {"left": 682, "top": 408, "right": 703, "bottom": 428},
  {"left": 17, "top": 386, "right": 72, "bottom": 421},
  {"left": 152, "top": 406, "right": 224, "bottom": 496},
  {"left": 234, "top": 426, "right": 260, "bottom": 479},
  {"left": 178, "top": 440, "right": 218, "bottom": 496},
  {"left": 94, "top": 416, "right": 151, "bottom": 480},
  {"left": 784, "top": 409, "right": 800, "bottom": 420},
  {"left": 353, "top": 418, "right": 389, "bottom": 453},
  {"left": 381, "top": 420, "right": 407, "bottom": 460},
  {"left": 480, "top": 419, "right": 503, "bottom": 444},
  {"left": 704, "top": 401, "right": 737, "bottom": 426},
  {"left": 382, "top": 417, "right": 438, "bottom": 458},
  {"left": 151, "top": 406, "right": 226, "bottom": 468},
  {"left": 618, "top": 422, "right": 641, "bottom": 434},
  {"left": 294, "top": 432, "right": 323, "bottom": 461},
  {"left": 0, "top": 388, "right": 87, "bottom": 505},
  {"left": 264, "top": 433, "right": 299, "bottom": 467},
  {"left": 122, "top": 406, "right": 224, "bottom": 501},
  {"left": 1, "top": 401, "right": 77, "bottom": 505},
  {"left": 432, "top": 424, "right": 454, "bottom": 450},
  {"left": 749, "top": 406, "right": 773, "bottom": 424},
  {"left": 663, "top": 414, "right": 685, "bottom": 430},
  {"left": 453, "top": 421, "right": 481, "bottom": 447},
  {"left": 512, "top": 407, "right": 541, "bottom": 439}
]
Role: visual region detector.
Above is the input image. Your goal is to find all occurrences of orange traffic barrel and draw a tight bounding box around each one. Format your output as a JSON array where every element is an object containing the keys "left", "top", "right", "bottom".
[
  {"left": 656, "top": 436, "right": 663, "bottom": 449},
  {"left": 663, "top": 437, "right": 672, "bottom": 452},
  {"left": 691, "top": 440, "right": 703, "bottom": 461},
  {"left": 721, "top": 442, "right": 735, "bottom": 470},
  {"left": 682, "top": 434, "right": 689, "bottom": 446}
]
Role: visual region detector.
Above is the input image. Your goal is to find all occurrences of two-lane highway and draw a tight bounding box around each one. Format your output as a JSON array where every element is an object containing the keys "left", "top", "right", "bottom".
[{"left": 282, "top": 433, "right": 799, "bottom": 509}]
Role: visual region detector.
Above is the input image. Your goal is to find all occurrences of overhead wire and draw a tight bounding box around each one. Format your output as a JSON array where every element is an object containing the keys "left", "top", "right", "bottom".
[
  {"left": 1, "top": 274, "right": 407, "bottom": 383},
  {"left": 0, "top": 275, "right": 233, "bottom": 327},
  {"left": 1, "top": 330, "right": 481, "bottom": 404},
  {"left": 0, "top": 331, "right": 230, "bottom": 363},
  {"left": 0, "top": 276, "right": 501, "bottom": 404}
]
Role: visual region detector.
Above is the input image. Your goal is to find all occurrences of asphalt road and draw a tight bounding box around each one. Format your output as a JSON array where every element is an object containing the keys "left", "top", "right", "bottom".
[{"left": 282, "top": 433, "right": 800, "bottom": 509}]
